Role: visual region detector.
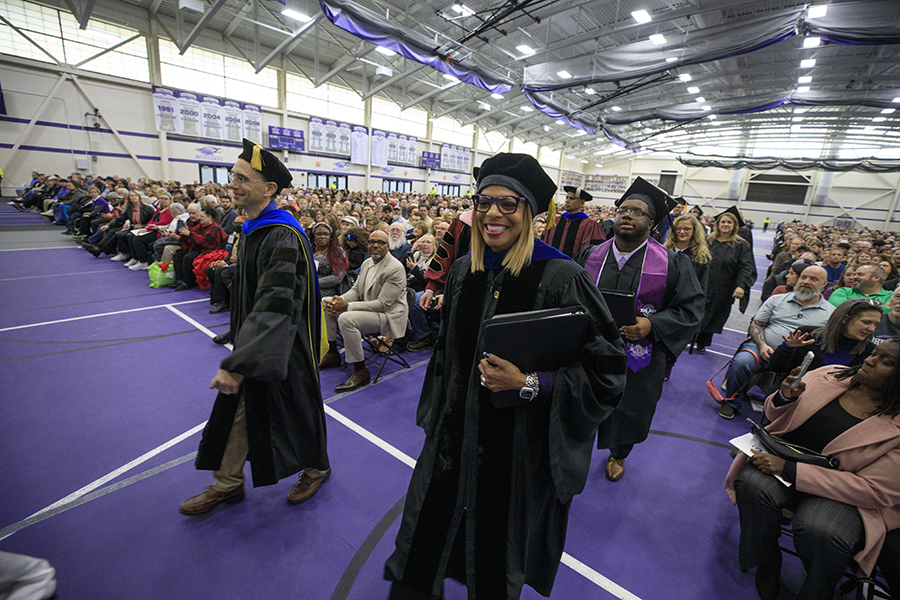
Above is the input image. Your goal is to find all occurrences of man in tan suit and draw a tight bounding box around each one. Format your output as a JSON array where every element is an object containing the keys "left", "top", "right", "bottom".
[{"left": 319, "top": 230, "right": 409, "bottom": 392}]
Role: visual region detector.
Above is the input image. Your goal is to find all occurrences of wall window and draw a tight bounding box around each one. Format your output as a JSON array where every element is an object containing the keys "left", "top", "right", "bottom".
[
  {"left": 0, "top": 0, "right": 65, "bottom": 64},
  {"left": 286, "top": 73, "right": 364, "bottom": 124},
  {"left": 382, "top": 178, "right": 413, "bottom": 193},
  {"left": 512, "top": 139, "right": 538, "bottom": 157},
  {"left": 539, "top": 146, "right": 561, "bottom": 167},
  {"left": 746, "top": 173, "right": 809, "bottom": 205},
  {"left": 437, "top": 183, "right": 460, "bottom": 196},
  {"left": 371, "top": 96, "right": 427, "bottom": 138},
  {"left": 431, "top": 116, "right": 474, "bottom": 147},
  {"left": 477, "top": 128, "right": 508, "bottom": 153},
  {"left": 307, "top": 173, "right": 348, "bottom": 190}
]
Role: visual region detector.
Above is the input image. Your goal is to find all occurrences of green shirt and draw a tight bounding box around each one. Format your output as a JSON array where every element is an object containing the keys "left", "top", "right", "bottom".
[{"left": 827, "top": 287, "right": 892, "bottom": 312}]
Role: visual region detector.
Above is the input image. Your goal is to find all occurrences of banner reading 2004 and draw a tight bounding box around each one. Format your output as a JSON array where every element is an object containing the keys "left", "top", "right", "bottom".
[{"left": 151, "top": 86, "right": 261, "bottom": 145}]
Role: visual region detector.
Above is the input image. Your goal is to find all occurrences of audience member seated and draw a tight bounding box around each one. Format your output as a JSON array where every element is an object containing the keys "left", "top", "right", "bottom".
[
  {"left": 724, "top": 340, "right": 900, "bottom": 600},
  {"left": 768, "top": 259, "right": 812, "bottom": 297},
  {"left": 388, "top": 221, "right": 412, "bottom": 261},
  {"left": 404, "top": 233, "right": 436, "bottom": 293},
  {"left": 768, "top": 297, "right": 880, "bottom": 376},
  {"left": 874, "top": 288, "right": 900, "bottom": 341},
  {"left": 829, "top": 265, "right": 892, "bottom": 312},
  {"left": 170, "top": 205, "right": 226, "bottom": 291},
  {"left": 62, "top": 185, "right": 98, "bottom": 234},
  {"left": 341, "top": 227, "right": 369, "bottom": 274},
  {"left": 340, "top": 215, "right": 359, "bottom": 239},
  {"left": 719, "top": 266, "right": 833, "bottom": 420},
  {"left": 124, "top": 191, "right": 174, "bottom": 271},
  {"left": 87, "top": 191, "right": 154, "bottom": 260},
  {"left": 433, "top": 220, "right": 450, "bottom": 243},
  {"left": 311, "top": 222, "right": 350, "bottom": 297},
  {"left": 318, "top": 230, "right": 409, "bottom": 393},
  {"left": 822, "top": 245, "right": 847, "bottom": 284},
  {"left": 219, "top": 195, "right": 238, "bottom": 234},
  {"left": 151, "top": 202, "right": 190, "bottom": 263},
  {"left": 207, "top": 215, "right": 246, "bottom": 315},
  {"left": 71, "top": 187, "right": 110, "bottom": 238}
]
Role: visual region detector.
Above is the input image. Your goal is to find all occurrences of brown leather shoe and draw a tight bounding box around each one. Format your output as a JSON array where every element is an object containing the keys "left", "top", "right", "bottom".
[
  {"left": 318, "top": 351, "right": 342, "bottom": 370},
  {"left": 179, "top": 484, "right": 244, "bottom": 515},
  {"left": 335, "top": 367, "right": 370, "bottom": 392},
  {"left": 605, "top": 456, "right": 625, "bottom": 482},
  {"left": 287, "top": 468, "right": 331, "bottom": 505}
]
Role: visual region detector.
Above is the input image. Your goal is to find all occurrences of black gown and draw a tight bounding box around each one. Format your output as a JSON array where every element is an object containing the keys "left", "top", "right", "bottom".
[
  {"left": 700, "top": 239, "right": 756, "bottom": 338},
  {"left": 576, "top": 243, "right": 704, "bottom": 449},
  {"left": 195, "top": 222, "right": 330, "bottom": 486},
  {"left": 385, "top": 248, "right": 626, "bottom": 599}
]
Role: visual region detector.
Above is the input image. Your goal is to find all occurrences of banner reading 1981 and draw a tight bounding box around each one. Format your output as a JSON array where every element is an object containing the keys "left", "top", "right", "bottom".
[{"left": 151, "top": 86, "right": 261, "bottom": 145}]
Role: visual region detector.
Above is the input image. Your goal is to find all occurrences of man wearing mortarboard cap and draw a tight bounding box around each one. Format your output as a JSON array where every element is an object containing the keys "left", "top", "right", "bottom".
[
  {"left": 541, "top": 185, "right": 606, "bottom": 258},
  {"left": 183, "top": 139, "right": 331, "bottom": 515},
  {"left": 577, "top": 176, "right": 704, "bottom": 482}
]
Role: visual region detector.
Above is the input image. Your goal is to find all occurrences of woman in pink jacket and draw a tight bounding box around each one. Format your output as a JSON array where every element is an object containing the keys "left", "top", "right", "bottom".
[{"left": 724, "top": 338, "right": 900, "bottom": 600}]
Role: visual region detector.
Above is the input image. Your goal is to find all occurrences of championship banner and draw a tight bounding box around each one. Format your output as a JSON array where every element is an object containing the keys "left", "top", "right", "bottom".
[
  {"left": 439, "top": 143, "right": 471, "bottom": 173},
  {"left": 371, "top": 129, "right": 388, "bottom": 168},
  {"left": 152, "top": 86, "right": 262, "bottom": 143},
  {"left": 350, "top": 125, "right": 369, "bottom": 165}
]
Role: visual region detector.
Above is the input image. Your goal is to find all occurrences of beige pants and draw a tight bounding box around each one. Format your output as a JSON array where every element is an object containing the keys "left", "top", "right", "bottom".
[
  {"left": 212, "top": 395, "right": 325, "bottom": 491},
  {"left": 325, "top": 310, "right": 389, "bottom": 363}
]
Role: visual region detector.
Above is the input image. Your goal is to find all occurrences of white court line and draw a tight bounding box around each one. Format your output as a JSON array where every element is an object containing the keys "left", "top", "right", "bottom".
[
  {"left": 723, "top": 327, "right": 747, "bottom": 334},
  {"left": 166, "top": 305, "right": 233, "bottom": 350},
  {"left": 0, "top": 299, "right": 207, "bottom": 332},
  {"left": 0, "top": 246, "right": 79, "bottom": 252},
  {"left": 0, "top": 421, "right": 207, "bottom": 542},
  {"left": 705, "top": 348, "right": 733, "bottom": 358}
]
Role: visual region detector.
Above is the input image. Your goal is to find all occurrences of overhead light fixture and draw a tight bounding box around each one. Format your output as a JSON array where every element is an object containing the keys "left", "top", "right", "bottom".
[
  {"left": 478, "top": 101, "right": 492, "bottom": 111},
  {"left": 595, "top": 163, "right": 603, "bottom": 167},
  {"left": 665, "top": 57, "right": 678, "bottom": 63},
  {"left": 803, "top": 36, "right": 821, "bottom": 48},
  {"left": 678, "top": 73, "right": 692, "bottom": 82},
  {"left": 566, "top": 155, "right": 575, "bottom": 159},
  {"left": 581, "top": 159, "right": 589, "bottom": 163},
  {"left": 686, "top": 86, "right": 699, "bottom": 94},
  {"left": 282, "top": 8, "right": 312, "bottom": 22},
  {"left": 894, "top": 98, "right": 900, "bottom": 103},
  {"left": 702, "top": 105, "right": 711, "bottom": 111},
  {"left": 792, "top": 117, "right": 804, "bottom": 122},
  {"left": 443, "top": 74, "right": 459, "bottom": 82},
  {"left": 882, "top": 108, "right": 896, "bottom": 114},
  {"left": 800, "top": 59, "right": 816, "bottom": 68},
  {"left": 375, "top": 46, "right": 396, "bottom": 56},
  {"left": 556, "top": 119, "right": 565, "bottom": 125},
  {"left": 794, "top": 108, "right": 807, "bottom": 113},
  {"left": 649, "top": 34, "right": 666, "bottom": 45},
  {"left": 864, "top": 126, "right": 875, "bottom": 132},
  {"left": 611, "top": 106, "right": 622, "bottom": 111},
  {"left": 631, "top": 9, "right": 651, "bottom": 23},
  {"left": 520, "top": 105, "right": 534, "bottom": 112},
  {"left": 557, "top": 70, "right": 572, "bottom": 79},
  {"left": 543, "top": 125, "right": 551, "bottom": 132},
  {"left": 490, "top": 92, "right": 503, "bottom": 99},
  {"left": 452, "top": 4, "right": 475, "bottom": 16},
  {"left": 707, "top": 115, "right": 716, "bottom": 120},
  {"left": 798, "top": 76, "right": 812, "bottom": 84},
  {"left": 695, "top": 97, "right": 706, "bottom": 103},
  {"left": 797, "top": 86, "right": 810, "bottom": 93},
  {"left": 711, "top": 120, "right": 722, "bottom": 125},
  {"left": 643, "top": 127, "right": 654, "bottom": 133},
  {"left": 874, "top": 117, "right": 887, "bottom": 122},
  {"left": 516, "top": 44, "right": 535, "bottom": 56},
  {"left": 808, "top": 5, "right": 827, "bottom": 18},
  {"left": 584, "top": 87, "right": 596, "bottom": 95}
]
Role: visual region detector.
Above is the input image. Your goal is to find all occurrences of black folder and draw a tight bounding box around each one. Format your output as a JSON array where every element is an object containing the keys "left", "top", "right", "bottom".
[
  {"left": 599, "top": 289, "right": 637, "bottom": 328},
  {"left": 482, "top": 306, "right": 591, "bottom": 408}
]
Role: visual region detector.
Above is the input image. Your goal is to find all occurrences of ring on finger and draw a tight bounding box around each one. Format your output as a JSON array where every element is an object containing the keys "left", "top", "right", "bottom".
[{"left": 480, "top": 375, "right": 487, "bottom": 387}]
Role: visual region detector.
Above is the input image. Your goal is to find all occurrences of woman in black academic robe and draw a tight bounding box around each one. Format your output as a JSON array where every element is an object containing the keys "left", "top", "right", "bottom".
[
  {"left": 695, "top": 210, "right": 756, "bottom": 354},
  {"left": 385, "top": 154, "right": 626, "bottom": 600}
]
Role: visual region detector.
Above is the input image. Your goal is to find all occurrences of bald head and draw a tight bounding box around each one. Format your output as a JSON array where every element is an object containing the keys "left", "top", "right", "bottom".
[{"left": 368, "top": 230, "right": 389, "bottom": 263}]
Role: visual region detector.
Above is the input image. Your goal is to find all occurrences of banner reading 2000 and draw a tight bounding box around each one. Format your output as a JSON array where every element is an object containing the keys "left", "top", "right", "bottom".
[{"left": 151, "top": 86, "right": 261, "bottom": 145}]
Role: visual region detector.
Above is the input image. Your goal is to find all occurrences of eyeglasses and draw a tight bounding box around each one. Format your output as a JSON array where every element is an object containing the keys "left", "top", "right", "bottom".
[
  {"left": 615, "top": 207, "right": 649, "bottom": 219},
  {"left": 674, "top": 227, "right": 693, "bottom": 233},
  {"left": 368, "top": 240, "right": 388, "bottom": 246},
  {"left": 227, "top": 170, "right": 263, "bottom": 185},
  {"left": 472, "top": 194, "right": 525, "bottom": 214}
]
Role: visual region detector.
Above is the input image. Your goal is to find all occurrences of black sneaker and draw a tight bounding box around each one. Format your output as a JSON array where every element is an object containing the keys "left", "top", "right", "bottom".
[
  {"left": 718, "top": 403, "right": 736, "bottom": 420},
  {"left": 408, "top": 336, "right": 435, "bottom": 352}
]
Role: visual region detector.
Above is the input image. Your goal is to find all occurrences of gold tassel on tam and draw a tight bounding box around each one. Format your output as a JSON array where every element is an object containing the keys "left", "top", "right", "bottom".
[
  {"left": 547, "top": 197, "right": 557, "bottom": 226},
  {"left": 250, "top": 144, "right": 264, "bottom": 171}
]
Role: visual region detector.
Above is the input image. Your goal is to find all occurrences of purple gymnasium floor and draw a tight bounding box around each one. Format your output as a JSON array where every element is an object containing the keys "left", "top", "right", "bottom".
[{"left": 0, "top": 209, "right": 808, "bottom": 599}]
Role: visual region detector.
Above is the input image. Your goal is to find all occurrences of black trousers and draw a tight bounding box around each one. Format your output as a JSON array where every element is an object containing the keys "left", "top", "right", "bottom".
[
  {"left": 208, "top": 264, "right": 235, "bottom": 305},
  {"left": 173, "top": 249, "right": 201, "bottom": 287},
  {"left": 734, "top": 463, "right": 865, "bottom": 600},
  {"left": 128, "top": 231, "right": 158, "bottom": 263},
  {"left": 115, "top": 229, "right": 134, "bottom": 255},
  {"left": 98, "top": 227, "right": 123, "bottom": 255}
]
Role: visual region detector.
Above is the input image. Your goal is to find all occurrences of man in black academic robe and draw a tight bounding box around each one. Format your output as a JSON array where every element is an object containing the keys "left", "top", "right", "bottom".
[
  {"left": 542, "top": 185, "right": 605, "bottom": 257},
  {"left": 577, "top": 178, "right": 703, "bottom": 482},
  {"left": 181, "top": 139, "right": 330, "bottom": 515}
]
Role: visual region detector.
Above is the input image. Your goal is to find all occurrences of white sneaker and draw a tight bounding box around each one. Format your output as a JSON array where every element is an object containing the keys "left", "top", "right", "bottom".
[
  {"left": 110, "top": 253, "right": 129, "bottom": 262},
  {"left": 124, "top": 258, "right": 138, "bottom": 267},
  {"left": 129, "top": 262, "right": 149, "bottom": 270}
]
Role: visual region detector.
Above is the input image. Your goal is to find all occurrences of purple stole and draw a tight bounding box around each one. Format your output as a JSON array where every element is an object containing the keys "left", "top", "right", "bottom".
[{"left": 584, "top": 238, "right": 668, "bottom": 372}]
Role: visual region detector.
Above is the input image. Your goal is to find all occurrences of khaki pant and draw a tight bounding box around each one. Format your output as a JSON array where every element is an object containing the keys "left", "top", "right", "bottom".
[
  {"left": 212, "top": 394, "right": 324, "bottom": 491},
  {"left": 325, "top": 310, "right": 389, "bottom": 363}
]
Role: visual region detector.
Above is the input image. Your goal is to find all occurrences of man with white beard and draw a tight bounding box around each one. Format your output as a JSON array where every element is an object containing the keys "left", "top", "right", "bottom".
[
  {"left": 388, "top": 221, "right": 412, "bottom": 261},
  {"left": 718, "top": 265, "right": 834, "bottom": 419}
]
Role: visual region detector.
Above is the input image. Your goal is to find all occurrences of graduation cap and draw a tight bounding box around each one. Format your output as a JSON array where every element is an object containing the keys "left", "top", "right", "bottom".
[
  {"left": 689, "top": 205, "right": 704, "bottom": 216},
  {"left": 563, "top": 185, "right": 593, "bottom": 203},
  {"left": 616, "top": 177, "right": 675, "bottom": 223},
  {"left": 673, "top": 196, "right": 687, "bottom": 206},
  {"left": 476, "top": 153, "right": 557, "bottom": 217},
  {"left": 237, "top": 138, "right": 292, "bottom": 194},
  {"left": 714, "top": 205, "right": 746, "bottom": 228}
]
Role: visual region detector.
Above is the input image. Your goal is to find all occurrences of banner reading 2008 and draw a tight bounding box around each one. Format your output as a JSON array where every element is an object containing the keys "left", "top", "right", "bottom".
[{"left": 151, "top": 86, "right": 261, "bottom": 144}]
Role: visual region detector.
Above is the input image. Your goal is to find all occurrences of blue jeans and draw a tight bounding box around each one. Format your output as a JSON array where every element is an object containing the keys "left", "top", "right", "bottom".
[
  {"left": 723, "top": 341, "right": 768, "bottom": 411},
  {"left": 408, "top": 290, "right": 438, "bottom": 342}
]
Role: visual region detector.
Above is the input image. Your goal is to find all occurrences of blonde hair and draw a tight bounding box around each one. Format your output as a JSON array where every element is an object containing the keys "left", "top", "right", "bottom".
[
  {"left": 709, "top": 213, "right": 745, "bottom": 245},
  {"left": 665, "top": 214, "right": 711, "bottom": 264},
  {"left": 470, "top": 204, "right": 535, "bottom": 277}
]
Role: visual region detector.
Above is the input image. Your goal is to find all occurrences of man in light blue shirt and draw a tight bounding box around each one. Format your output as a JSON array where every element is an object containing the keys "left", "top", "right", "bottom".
[{"left": 718, "top": 266, "right": 833, "bottom": 419}]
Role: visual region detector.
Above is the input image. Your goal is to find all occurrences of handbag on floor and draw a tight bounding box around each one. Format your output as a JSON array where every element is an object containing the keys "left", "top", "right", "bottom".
[
  {"left": 149, "top": 262, "right": 176, "bottom": 288},
  {"left": 706, "top": 347, "right": 759, "bottom": 404}
]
